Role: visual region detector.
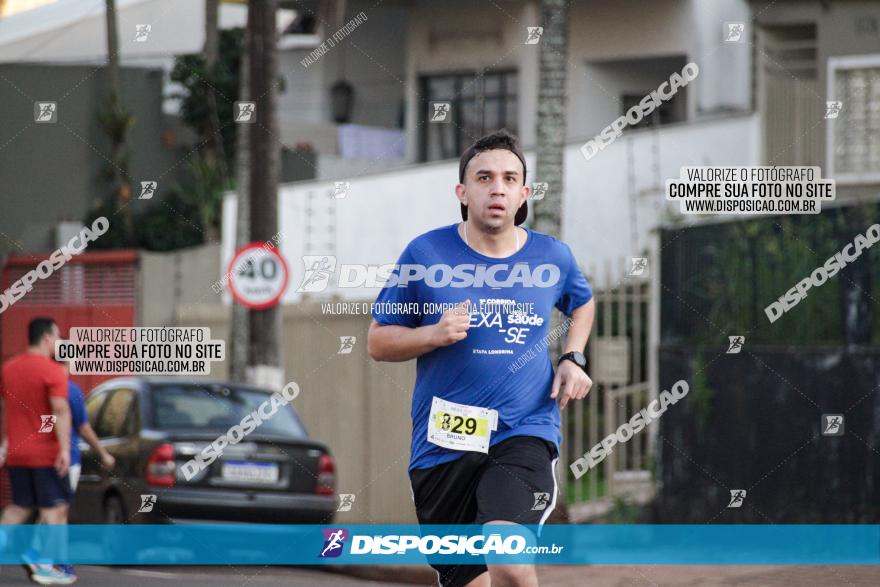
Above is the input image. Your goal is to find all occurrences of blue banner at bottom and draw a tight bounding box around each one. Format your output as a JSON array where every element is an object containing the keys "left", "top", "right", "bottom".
[{"left": 1, "top": 524, "right": 879, "bottom": 565}]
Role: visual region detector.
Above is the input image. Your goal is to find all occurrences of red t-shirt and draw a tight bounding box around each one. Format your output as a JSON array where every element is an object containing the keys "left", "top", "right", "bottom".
[{"left": 1, "top": 353, "right": 68, "bottom": 467}]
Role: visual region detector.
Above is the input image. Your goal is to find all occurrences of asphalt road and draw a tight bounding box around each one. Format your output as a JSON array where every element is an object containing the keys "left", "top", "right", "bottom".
[
  {"left": 0, "top": 565, "right": 418, "bottom": 586},
  {"left": 2, "top": 564, "right": 879, "bottom": 586}
]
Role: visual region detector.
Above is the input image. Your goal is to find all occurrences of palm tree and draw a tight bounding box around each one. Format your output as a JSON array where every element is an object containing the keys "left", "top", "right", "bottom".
[
  {"left": 101, "top": 0, "right": 134, "bottom": 237},
  {"left": 531, "top": 0, "right": 568, "bottom": 239},
  {"left": 533, "top": 0, "right": 571, "bottom": 523}
]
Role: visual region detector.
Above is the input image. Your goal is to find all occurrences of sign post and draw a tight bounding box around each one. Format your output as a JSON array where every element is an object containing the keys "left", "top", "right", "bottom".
[{"left": 228, "top": 243, "right": 289, "bottom": 310}]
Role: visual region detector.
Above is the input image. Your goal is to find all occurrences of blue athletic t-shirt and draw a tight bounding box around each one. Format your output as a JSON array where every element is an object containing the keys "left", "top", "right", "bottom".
[
  {"left": 68, "top": 381, "right": 87, "bottom": 466},
  {"left": 372, "top": 223, "right": 592, "bottom": 471}
]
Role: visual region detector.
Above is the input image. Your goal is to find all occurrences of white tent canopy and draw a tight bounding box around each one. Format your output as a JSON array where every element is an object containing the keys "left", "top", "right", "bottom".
[
  {"left": 0, "top": 0, "right": 295, "bottom": 65},
  {"left": 0, "top": 0, "right": 206, "bottom": 65}
]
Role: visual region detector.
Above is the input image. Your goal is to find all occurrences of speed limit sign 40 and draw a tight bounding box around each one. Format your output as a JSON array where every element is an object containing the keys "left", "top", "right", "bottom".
[{"left": 228, "top": 243, "right": 290, "bottom": 309}]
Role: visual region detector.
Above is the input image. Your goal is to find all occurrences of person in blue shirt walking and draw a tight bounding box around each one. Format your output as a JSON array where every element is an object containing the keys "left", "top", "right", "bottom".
[
  {"left": 23, "top": 367, "right": 116, "bottom": 583},
  {"left": 59, "top": 374, "right": 115, "bottom": 580},
  {"left": 368, "top": 130, "right": 595, "bottom": 587},
  {"left": 65, "top": 376, "right": 115, "bottom": 495}
]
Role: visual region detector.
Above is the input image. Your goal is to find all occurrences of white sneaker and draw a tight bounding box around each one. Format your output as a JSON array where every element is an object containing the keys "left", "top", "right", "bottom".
[{"left": 29, "top": 564, "right": 76, "bottom": 585}]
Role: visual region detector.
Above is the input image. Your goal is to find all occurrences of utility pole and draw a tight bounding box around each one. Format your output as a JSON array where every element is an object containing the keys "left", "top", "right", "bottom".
[
  {"left": 246, "top": 0, "right": 283, "bottom": 388},
  {"left": 230, "top": 21, "right": 251, "bottom": 384}
]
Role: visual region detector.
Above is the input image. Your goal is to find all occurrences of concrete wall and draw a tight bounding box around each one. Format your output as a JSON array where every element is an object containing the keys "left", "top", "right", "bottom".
[
  {"left": 565, "top": 0, "right": 697, "bottom": 139},
  {"left": 139, "top": 243, "right": 222, "bottom": 327},
  {"left": 692, "top": 0, "right": 752, "bottom": 115},
  {"left": 565, "top": 113, "right": 760, "bottom": 272},
  {"left": 579, "top": 55, "right": 690, "bottom": 136},
  {"left": 0, "top": 63, "right": 188, "bottom": 253},
  {"left": 175, "top": 302, "right": 418, "bottom": 524}
]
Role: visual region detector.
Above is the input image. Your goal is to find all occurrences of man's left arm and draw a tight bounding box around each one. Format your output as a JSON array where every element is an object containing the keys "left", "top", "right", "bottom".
[{"left": 551, "top": 299, "right": 595, "bottom": 410}]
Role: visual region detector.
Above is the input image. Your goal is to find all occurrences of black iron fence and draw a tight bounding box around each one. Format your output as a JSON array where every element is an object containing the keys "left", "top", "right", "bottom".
[
  {"left": 660, "top": 202, "right": 880, "bottom": 346},
  {"left": 656, "top": 200, "right": 880, "bottom": 522}
]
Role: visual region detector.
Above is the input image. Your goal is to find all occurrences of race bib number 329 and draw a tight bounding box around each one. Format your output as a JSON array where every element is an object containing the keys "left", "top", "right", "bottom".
[{"left": 427, "top": 396, "right": 498, "bottom": 453}]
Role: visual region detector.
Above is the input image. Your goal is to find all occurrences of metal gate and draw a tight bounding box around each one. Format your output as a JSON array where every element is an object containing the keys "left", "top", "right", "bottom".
[
  {"left": 0, "top": 250, "right": 138, "bottom": 393},
  {"left": 561, "top": 257, "right": 654, "bottom": 521}
]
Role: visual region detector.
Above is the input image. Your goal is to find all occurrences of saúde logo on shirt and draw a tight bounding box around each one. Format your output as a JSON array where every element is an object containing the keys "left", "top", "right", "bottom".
[{"left": 468, "top": 298, "right": 546, "bottom": 354}]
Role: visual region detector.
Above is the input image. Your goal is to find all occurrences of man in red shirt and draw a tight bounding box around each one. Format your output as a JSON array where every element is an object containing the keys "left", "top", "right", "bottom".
[{"left": 0, "top": 317, "right": 72, "bottom": 526}]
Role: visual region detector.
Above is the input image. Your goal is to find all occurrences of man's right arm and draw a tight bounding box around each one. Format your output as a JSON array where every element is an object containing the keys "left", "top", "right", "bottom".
[
  {"left": 368, "top": 300, "right": 472, "bottom": 362},
  {"left": 79, "top": 422, "right": 115, "bottom": 470}
]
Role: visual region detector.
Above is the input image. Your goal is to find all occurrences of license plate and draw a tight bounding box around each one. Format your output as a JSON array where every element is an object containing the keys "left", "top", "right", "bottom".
[{"left": 221, "top": 461, "right": 278, "bottom": 483}]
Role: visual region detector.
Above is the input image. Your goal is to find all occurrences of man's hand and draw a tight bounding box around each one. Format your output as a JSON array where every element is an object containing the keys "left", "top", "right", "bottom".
[
  {"left": 551, "top": 360, "right": 593, "bottom": 411},
  {"left": 0, "top": 438, "right": 8, "bottom": 468},
  {"left": 55, "top": 449, "right": 70, "bottom": 478},
  {"left": 100, "top": 451, "right": 116, "bottom": 471},
  {"left": 431, "top": 300, "right": 472, "bottom": 347}
]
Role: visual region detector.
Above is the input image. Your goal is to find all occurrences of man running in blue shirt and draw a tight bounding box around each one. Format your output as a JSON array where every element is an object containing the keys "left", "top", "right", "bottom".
[{"left": 368, "top": 129, "right": 595, "bottom": 587}]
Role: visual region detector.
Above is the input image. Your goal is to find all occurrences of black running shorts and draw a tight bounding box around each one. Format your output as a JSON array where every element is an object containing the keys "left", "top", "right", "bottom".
[
  {"left": 7, "top": 466, "right": 72, "bottom": 508},
  {"left": 408, "top": 435, "right": 559, "bottom": 587}
]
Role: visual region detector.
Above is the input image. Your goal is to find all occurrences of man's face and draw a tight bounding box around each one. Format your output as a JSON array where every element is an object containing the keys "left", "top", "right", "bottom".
[
  {"left": 456, "top": 149, "right": 529, "bottom": 230},
  {"left": 45, "top": 323, "right": 60, "bottom": 358}
]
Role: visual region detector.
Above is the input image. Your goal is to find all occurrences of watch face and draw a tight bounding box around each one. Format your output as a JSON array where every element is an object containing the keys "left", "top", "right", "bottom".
[{"left": 561, "top": 352, "right": 586, "bottom": 368}]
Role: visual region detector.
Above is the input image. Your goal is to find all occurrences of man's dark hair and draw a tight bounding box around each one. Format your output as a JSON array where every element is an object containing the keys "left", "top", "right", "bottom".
[
  {"left": 458, "top": 129, "right": 527, "bottom": 185},
  {"left": 28, "top": 317, "right": 57, "bottom": 346}
]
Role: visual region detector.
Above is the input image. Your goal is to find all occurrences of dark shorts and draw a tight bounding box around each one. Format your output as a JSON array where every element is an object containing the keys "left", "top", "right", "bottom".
[
  {"left": 8, "top": 467, "right": 72, "bottom": 508},
  {"left": 409, "top": 435, "right": 559, "bottom": 587}
]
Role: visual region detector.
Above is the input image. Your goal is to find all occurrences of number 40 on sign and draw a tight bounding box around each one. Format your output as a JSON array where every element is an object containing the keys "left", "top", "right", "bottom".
[{"left": 227, "top": 243, "right": 290, "bottom": 309}]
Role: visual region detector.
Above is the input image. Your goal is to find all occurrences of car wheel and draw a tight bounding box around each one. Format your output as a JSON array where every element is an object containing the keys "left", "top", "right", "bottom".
[
  {"left": 104, "top": 494, "right": 127, "bottom": 524},
  {"left": 101, "top": 494, "right": 128, "bottom": 562}
]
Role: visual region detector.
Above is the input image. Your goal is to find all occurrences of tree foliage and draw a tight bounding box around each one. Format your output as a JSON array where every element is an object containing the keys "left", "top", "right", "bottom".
[
  {"left": 86, "top": 28, "right": 245, "bottom": 251},
  {"left": 170, "top": 28, "right": 244, "bottom": 172}
]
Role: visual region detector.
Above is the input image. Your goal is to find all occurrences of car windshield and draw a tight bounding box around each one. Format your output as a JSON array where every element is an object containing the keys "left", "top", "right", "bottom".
[{"left": 150, "top": 383, "right": 307, "bottom": 438}]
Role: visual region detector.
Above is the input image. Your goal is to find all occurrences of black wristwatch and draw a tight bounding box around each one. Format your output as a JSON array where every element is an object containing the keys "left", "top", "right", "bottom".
[{"left": 557, "top": 351, "right": 587, "bottom": 371}]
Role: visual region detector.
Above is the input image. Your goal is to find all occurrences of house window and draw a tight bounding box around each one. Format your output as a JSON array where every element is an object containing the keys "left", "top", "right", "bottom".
[
  {"left": 620, "top": 92, "right": 683, "bottom": 130},
  {"left": 420, "top": 70, "right": 518, "bottom": 162},
  {"left": 828, "top": 56, "right": 880, "bottom": 183}
]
